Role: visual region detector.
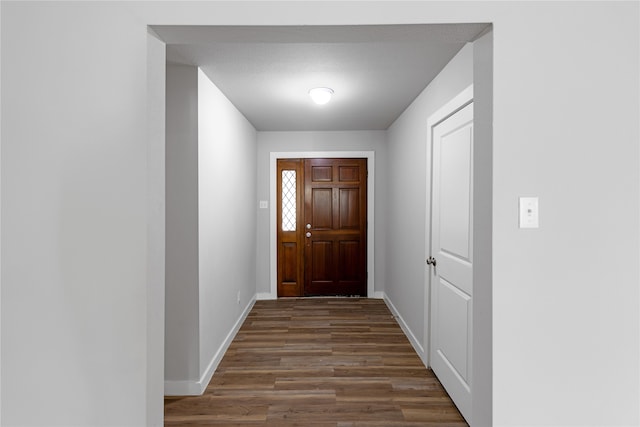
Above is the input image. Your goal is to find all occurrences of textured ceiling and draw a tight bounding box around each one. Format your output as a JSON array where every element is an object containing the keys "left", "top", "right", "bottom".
[{"left": 154, "top": 24, "right": 489, "bottom": 131}]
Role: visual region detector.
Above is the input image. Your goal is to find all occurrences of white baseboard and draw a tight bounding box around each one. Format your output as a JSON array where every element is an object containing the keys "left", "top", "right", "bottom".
[
  {"left": 163, "top": 379, "right": 202, "bottom": 396},
  {"left": 164, "top": 295, "right": 257, "bottom": 396},
  {"left": 381, "top": 293, "right": 428, "bottom": 367},
  {"left": 256, "top": 292, "right": 276, "bottom": 300},
  {"left": 372, "top": 291, "right": 385, "bottom": 299}
]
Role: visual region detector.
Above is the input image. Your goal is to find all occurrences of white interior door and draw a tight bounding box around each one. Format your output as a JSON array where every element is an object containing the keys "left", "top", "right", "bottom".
[{"left": 429, "top": 101, "right": 473, "bottom": 423}]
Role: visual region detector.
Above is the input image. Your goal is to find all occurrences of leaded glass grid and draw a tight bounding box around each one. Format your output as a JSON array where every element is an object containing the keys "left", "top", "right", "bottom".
[{"left": 281, "top": 170, "right": 296, "bottom": 231}]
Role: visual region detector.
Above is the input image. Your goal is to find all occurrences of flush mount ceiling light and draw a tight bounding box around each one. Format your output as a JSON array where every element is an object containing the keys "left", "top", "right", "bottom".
[{"left": 309, "top": 87, "right": 334, "bottom": 105}]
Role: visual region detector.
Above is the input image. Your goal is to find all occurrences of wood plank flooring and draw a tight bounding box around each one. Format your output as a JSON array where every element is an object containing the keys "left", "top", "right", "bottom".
[{"left": 164, "top": 298, "right": 468, "bottom": 426}]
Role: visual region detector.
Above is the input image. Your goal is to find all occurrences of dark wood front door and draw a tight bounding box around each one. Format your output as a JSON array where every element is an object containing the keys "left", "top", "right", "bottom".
[
  {"left": 303, "top": 158, "right": 367, "bottom": 296},
  {"left": 277, "top": 158, "right": 367, "bottom": 297}
]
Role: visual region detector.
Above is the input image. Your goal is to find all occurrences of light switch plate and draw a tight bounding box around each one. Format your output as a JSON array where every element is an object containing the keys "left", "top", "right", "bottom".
[
  {"left": 259, "top": 200, "right": 268, "bottom": 209},
  {"left": 519, "top": 197, "right": 539, "bottom": 228}
]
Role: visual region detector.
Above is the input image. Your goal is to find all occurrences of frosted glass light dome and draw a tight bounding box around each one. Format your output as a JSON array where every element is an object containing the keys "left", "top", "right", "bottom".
[{"left": 309, "top": 87, "right": 334, "bottom": 105}]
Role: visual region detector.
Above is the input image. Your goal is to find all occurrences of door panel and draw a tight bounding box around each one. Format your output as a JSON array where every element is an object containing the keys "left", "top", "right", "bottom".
[
  {"left": 312, "top": 166, "right": 332, "bottom": 182},
  {"left": 281, "top": 243, "right": 298, "bottom": 283},
  {"left": 339, "top": 165, "right": 360, "bottom": 181},
  {"left": 439, "top": 125, "right": 472, "bottom": 261},
  {"left": 310, "top": 240, "right": 333, "bottom": 281},
  {"left": 339, "top": 241, "right": 361, "bottom": 280},
  {"left": 437, "top": 278, "right": 471, "bottom": 383},
  {"left": 429, "top": 102, "right": 473, "bottom": 422},
  {"left": 311, "top": 188, "right": 333, "bottom": 229},
  {"left": 304, "top": 158, "right": 367, "bottom": 296},
  {"left": 276, "top": 160, "right": 304, "bottom": 297},
  {"left": 339, "top": 189, "right": 360, "bottom": 228}
]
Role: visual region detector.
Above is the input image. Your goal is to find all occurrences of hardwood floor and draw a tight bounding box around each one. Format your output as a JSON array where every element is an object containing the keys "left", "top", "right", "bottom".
[{"left": 164, "top": 298, "right": 468, "bottom": 426}]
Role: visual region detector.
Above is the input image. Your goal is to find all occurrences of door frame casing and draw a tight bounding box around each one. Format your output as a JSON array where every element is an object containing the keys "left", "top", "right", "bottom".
[
  {"left": 424, "top": 85, "right": 474, "bottom": 367},
  {"left": 265, "top": 151, "right": 376, "bottom": 300}
]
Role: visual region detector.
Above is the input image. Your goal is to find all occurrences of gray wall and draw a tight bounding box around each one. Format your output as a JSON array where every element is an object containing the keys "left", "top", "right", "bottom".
[
  {"left": 256, "top": 131, "right": 387, "bottom": 297},
  {"left": 491, "top": 5, "right": 637, "bottom": 424},
  {"left": 385, "top": 39, "right": 492, "bottom": 427},
  {"left": 146, "top": 30, "right": 167, "bottom": 424},
  {"left": 1, "top": 2, "right": 638, "bottom": 426},
  {"left": 196, "top": 68, "right": 257, "bottom": 384},
  {"left": 2, "top": 4, "right": 153, "bottom": 425},
  {"left": 471, "top": 29, "right": 493, "bottom": 426},
  {"left": 165, "top": 64, "right": 200, "bottom": 384},
  {"left": 164, "top": 66, "right": 257, "bottom": 395},
  {"left": 386, "top": 43, "right": 474, "bottom": 354}
]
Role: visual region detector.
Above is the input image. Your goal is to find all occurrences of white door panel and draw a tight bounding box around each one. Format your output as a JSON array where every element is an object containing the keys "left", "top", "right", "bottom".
[
  {"left": 429, "top": 99, "right": 473, "bottom": 423},
  {"left": 436, "top": 278, "right": 471, "bottom": 382},
  {"left": 438, "top": 125, "right": 472, "bottom": 261}
]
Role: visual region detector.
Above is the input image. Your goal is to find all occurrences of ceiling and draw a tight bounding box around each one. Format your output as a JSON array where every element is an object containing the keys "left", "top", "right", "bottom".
[{"left": 153, "top": 24, "right": 489, "bottom": 131}]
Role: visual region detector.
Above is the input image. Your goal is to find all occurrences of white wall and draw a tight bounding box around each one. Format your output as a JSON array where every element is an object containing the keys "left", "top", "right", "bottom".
[
  {"left": 0, "top": 2, "right": 4, "bottom": 423},
  {"left": 146, "top": 29, "right": 167, "bottom": 426},
  {"left": 2, "top": 4, "right": 150, "bottom": 425},
  {"left": 386, "top": 43, "right": 474, "bottom": 355},
  {"left": 256, "top": 131, "right": 387, "bottom": 297},
  {"left": 165, "top": 64, "right": 200, "bottom": 385},
  {"left": 164, "top": 66, "right": 258, "bottom": 395},
  {"left": 1, "top": 2, "right": 638, "bottom": 426},
  {"left": 492, "top": 4, "right": 638, "bottom": 424},
  {"left": 197, "top": 69, "right": 257, "bottom": 386},
  {"left": 471, "top": 29, "right": 493, "bottom": 427}
]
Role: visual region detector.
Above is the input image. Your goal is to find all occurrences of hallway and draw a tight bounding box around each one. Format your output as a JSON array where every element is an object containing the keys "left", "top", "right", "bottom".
[{"left": 164, "top": 298, "right": 467, "bottom": 426}]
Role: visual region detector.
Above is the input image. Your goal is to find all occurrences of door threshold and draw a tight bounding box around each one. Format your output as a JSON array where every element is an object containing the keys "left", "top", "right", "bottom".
[{"left": 281, "top": 295, "right": 364, "bottom": 299}]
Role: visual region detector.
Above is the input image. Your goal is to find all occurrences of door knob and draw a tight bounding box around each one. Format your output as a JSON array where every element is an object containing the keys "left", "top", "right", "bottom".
[
  {"left": 306, "top": 223, "right": 312, "bottom": 229},
  {"left": 306, "top": 232, "right": 312, "bottom": 238},
  {"left": 426, "top": 256, "right": 437, "bottom": 266}
]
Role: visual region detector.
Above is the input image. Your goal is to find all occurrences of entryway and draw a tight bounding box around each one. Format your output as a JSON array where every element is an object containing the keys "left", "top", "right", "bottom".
[
  {"left": 268, "top": 151, "right": 377, "bottom": 299},
  {"left": 276, "top": 158, "right": 367, "bottom": 297},
  {"left": 158, "top": 21, "right": 493, "bottom": 427}
]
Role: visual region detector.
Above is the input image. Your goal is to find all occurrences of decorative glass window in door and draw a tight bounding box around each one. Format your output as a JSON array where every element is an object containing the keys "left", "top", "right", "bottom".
[{"left": 281, "top": 170, "right": 296, "bottom": 231}]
